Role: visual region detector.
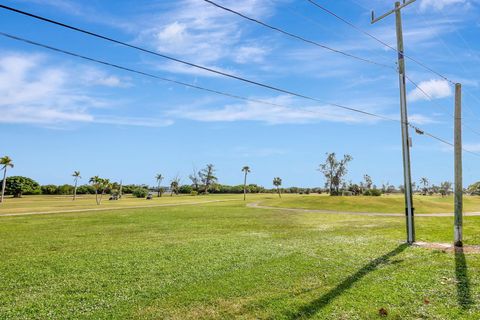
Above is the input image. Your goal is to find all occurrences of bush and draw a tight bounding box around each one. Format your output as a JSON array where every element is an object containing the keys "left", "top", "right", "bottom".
[
  {"left": 57, "top": 184, "right": 74, "bottom": 195},
  {"left": 364, "top": 189, "right": 382, "bottom": 196},
  {"left": 190, "top": 191, "right": 198, "bottom": 196},
  {"left": 76, "top": 185, "right": 96, "bottom": 194},
  {"left": 179, "top": 185, "right": 193, "bottom": 194},
  {"left": 41, "top": 184, "right": 58, "bottom": 195},
  {"left": 132, "top": 188, "right": 148, "bottom": 198}
]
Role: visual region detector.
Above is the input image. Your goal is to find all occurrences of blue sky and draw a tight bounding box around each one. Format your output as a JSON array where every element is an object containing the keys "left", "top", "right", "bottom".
[{"left": 0, "top": 0, "right": 479, "bottom": 188}]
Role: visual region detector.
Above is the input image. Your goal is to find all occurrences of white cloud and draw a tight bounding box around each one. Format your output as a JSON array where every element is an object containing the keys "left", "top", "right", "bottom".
[
  {"left": 420, "top": 0, "right": 467, "bottom": 12},
  {"left": 166, "top": 95, "right": 384, "bottom": 125},
  {"left": 0, "top": 52, "right": 170, "bottom": 127},
  {"left": 464, "top": 143, "right": 480, "bottom": 152},
  {"left": 81, "top": 68, "right": 131, "bottom": 88},
  {"left": 137, "top": 0, "right": 273, "bottom": 74},
  {"left": 409, "top": 113, "right": 439, "bottom": 125},
  {"left": 407, "top": 79, "right": 452, "bottom": 102}
]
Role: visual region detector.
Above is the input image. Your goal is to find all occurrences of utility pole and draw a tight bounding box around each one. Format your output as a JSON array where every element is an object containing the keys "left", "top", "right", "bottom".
[
  {"left": 454, "top": 83, "right": 463, "bottom": 247},
  {"left": 372, "top": 0, "right": 416, "bottom": 244}
]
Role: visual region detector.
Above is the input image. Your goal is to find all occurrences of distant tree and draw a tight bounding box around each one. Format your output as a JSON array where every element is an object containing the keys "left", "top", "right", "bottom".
[
  {"left": 363, "top": 174, "right": 373, "bottom": 190},
  {"left": 242, "top": 166, "right": 251, "bottom": 201},
  {"left": 132, "top": 187, "right": 148, "bottom": 198},
  {"left": 89, "top": 176, "right": 110, "bottom": 205},
  {"left": 5, "top": 176, "right": 40, "bottom": 198},
  {"left": 155, "top": 173, "right": 164, "bottom": 197},
  {"left": 468, "top": 182, "right": 480, "bottom": 195},
  {"left": 170, "top": 177, "right": 180, "bottom": 196},
  {"left": 41, "top": 184, "right": 58, "bottom": 195},
  {"left": 199, "top": 164, "right": 217, "bottom": 194},
  {"left": 440, "top": 181, "right": 452, "bottom": 197},
  {"left": 72, "top": 171, "right": 81, "bottom": 200},
  {"left": 420, "top": 177, "right": 429, "bottom": 195},
  {"left": 0, "top": 156, "right": 14, "bottom": 203},
  {"left": 189, "top": 168, "right": 200, "bottom": 192},
  {"left": 273, "top": 177, "right": 282, "bottom": 198},
  {"left": 318, "top": 153, "right": 353, "bottom": 195}
]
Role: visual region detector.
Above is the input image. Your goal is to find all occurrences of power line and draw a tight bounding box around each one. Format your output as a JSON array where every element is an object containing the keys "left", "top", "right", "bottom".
[
  {"left": 201, "top": 0, "right": 394, "bottom": 70},
  {"left": 0, "top": 4, "right": 342, "bottom": 101},
  {"left": 0, "top": 31, "right": 396, "bottom": 123},
  {"left": 404, "top": 74, "right": 480, "bottom": 137},
  {"left": 305, "top": 0, "right": 457, "bottom": 85},
  {"left": 2, "top": 31, "right": 479, "bottom": 159}
]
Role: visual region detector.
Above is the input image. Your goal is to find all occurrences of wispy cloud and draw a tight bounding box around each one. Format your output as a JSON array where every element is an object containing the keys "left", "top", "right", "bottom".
[
  {"left": 419, "top": 0, "right": 468, "bottom": 12},
  {"left": 136, "top": 0, "right": 274, "bottom": 75},
  {"left": 0, "top": 52, "right": 171, "bottom": 128},
  {"left": 166, "top": 95, "right": 387, "bottom": 125}
]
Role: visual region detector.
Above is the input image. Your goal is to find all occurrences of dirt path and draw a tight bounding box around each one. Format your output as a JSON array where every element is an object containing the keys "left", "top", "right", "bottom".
[
  {"left": 0, "top": 199, "right": 237, "bottom": 217},
  {"left": 247, "top": 202, "right": 480, "bottom": 217}
]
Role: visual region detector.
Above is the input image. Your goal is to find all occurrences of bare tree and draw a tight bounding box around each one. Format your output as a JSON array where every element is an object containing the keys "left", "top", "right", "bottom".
[
  {"left": 199, "top": 164, "right": 217, "bottom": 194},
  {"left": 318, "top": 153, "right": 353, "bottom": 195}
]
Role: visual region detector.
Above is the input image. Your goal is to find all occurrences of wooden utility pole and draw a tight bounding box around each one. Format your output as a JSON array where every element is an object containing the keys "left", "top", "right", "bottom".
[
  {"left": 454, "top": 83, "right": 463, "bottom": 247},
  {"left": 372, "top": 0, "right": 416, "bottom": 244}
]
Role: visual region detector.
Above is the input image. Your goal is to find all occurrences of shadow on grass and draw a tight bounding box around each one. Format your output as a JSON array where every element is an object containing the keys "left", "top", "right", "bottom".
[
  {"left": 288, "top": 243, "right": 408, "bottom": 319},
  {"left": 455, "top": 246, "right": 473, "bottom": 309}
]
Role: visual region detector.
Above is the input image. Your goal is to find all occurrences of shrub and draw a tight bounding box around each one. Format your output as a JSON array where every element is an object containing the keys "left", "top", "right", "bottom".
[
  {"left": 364, "top": 189, "right": 382, "bottom": 196},
  {"left": 179, "top": 185, "right": 193, "bottom": 194},
  {"left": 41, "top": 184, "right": 58, "bottom": 195},
  {"left": 132, "top": 188, "right": 148, "bottom": 198},
  {"left": 190, "top": 191, "right": 198, "bottom": 196}
]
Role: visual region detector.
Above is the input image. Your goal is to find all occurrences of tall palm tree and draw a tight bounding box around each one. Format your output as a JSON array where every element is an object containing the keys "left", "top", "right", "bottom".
[
  {"left": 273, "top": 177, "right": 282, "bottom": 198},
  {"left": 420, "top": 177, "right": 429, "bottom": 195},
  {"left": 99, "top": 178, "right": 110, "bottom": 204},
  {"left": 0, "top": 156, "right": 14, "bottom": 203},
  {"left": 72, "top": 171, "right": 81, "bottom": 201},
  {"left": 242, "top": 166, "right": 251, "bottom": 201},
  {"left": 89, "top": 176, "right": 101, "bottom": 205},
  {"left": 155, "top": 173, "right": 164, "bottom": 197}
]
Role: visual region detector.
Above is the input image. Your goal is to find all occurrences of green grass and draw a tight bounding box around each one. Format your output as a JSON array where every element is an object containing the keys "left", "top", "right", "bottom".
[
  {"left": 1, "top": 195, "right": 480, "bottom": 319},
  {"left": 0, "top": 194, "right": 238, "bottom": 215},
  {"left": 258, "top": 193, "right": 480, "bottom": 214}
]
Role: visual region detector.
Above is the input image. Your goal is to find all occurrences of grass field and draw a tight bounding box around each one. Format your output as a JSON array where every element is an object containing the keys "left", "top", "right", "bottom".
[
  {"left": 259, "top": 193, "right": 480, "bottom": 214},
  {"left": 1, "top": 195, "right": 480, "bottom": 319}
]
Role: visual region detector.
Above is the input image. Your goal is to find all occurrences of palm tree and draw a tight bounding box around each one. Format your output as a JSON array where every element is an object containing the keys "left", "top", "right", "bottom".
[
  {"left": 72, "top": 171, "right": 81, "bottom": 201},
  {"left": 273, "top": 177, "right": 282, "bottom": 198},
  {"left": 170, "top": 177, "right": 180, "bottom": 196},
  {"left": 242, "top": 166, "right": 251, "bottom": 201},
  {"left": 99, "top": 178, "right": 110, "bottom": 204},
  {"left": 0, "top": 156, "right": 14, "bottom": 203},
  {"left": 155, "top": 173, "right": 164, "bottom": 197},
  {"left": 420, "top": 177, "right": 429, "bottom": 195},
  {"left": 89, "top": 176, "right": 102, "bottom": 205}
]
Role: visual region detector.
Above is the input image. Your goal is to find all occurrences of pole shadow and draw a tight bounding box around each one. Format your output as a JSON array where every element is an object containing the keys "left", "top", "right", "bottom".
[
  {"left": 288, "top": 244, "right": 408, "bottom": 319},
  {"left": 455, "top": 246, "right": 473, "bottom": 309}
]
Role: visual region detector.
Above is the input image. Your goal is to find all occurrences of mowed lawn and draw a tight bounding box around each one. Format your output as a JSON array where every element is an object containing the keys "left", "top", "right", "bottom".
[
  {"left": 1, "top": 196, "right": 480, "bottom": 319},
  {"left": 259, "top": 194, "right": 480, "bottom": 214},
  {"left": 0, "top": 194, "right": 239, "bottom": 215}
]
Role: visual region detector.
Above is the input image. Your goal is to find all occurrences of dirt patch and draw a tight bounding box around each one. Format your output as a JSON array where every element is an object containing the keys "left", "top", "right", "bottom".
[{"left": 414, "top": 241, "right": 480, "bottom": 253}]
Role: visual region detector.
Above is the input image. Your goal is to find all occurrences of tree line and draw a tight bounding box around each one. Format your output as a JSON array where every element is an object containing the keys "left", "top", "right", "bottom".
[{"left": 2, "top": 154, "right": 480, "bottom": 205}]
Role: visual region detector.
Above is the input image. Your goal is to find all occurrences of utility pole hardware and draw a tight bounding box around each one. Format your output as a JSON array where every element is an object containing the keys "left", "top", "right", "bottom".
[{"left": 372, "top": 0, "right": 416, "bottom": 244}]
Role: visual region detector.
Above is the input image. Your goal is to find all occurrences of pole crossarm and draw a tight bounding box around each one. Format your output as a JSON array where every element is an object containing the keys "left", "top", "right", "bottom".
[{"left": 371, "top": 0, "right": 417, "bottom": 24}]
